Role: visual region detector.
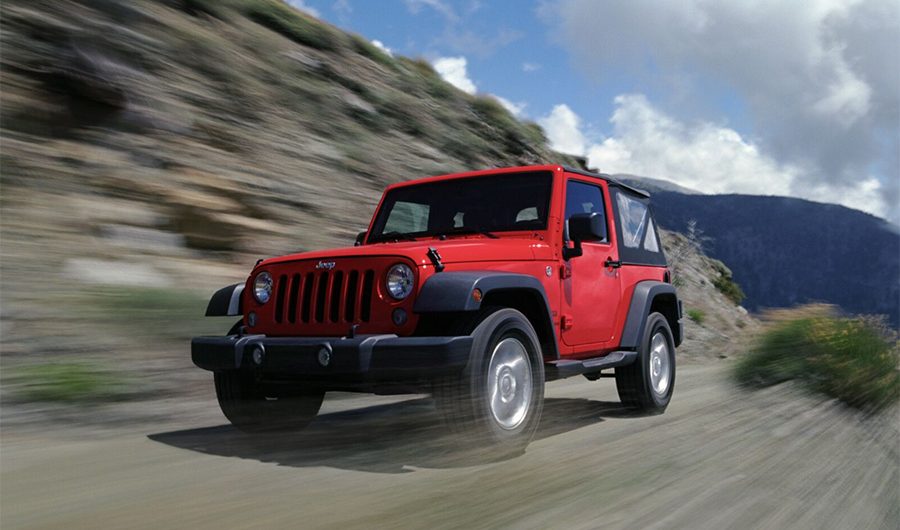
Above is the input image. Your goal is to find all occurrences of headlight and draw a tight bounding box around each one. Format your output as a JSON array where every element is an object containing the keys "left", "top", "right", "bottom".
[
  {"left": 253, "top": 272, "right": 273, "bottom": 304},
  {"left": 386, "top": 263, "right": 414, "bottom": 300}
]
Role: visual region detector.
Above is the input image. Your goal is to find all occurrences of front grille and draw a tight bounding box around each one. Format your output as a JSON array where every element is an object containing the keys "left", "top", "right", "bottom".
[{"left": 272, "top": 269, "right": 375, "bottom": 325}]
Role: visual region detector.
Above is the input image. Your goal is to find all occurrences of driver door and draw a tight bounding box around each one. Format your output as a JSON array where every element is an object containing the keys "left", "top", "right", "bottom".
[{"left": 560, "top": 179, "right": 621, "bottom": 349}]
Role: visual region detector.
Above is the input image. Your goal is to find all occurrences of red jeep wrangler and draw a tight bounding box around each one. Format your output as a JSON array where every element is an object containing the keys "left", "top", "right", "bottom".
[{"left": 192, "top": 165, "right": 682, "bottom": 449}]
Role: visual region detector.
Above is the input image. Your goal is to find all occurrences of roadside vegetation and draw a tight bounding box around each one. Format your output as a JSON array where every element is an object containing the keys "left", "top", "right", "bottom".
[
  {"left": 710, "top": 260, "right": 745, "bottom": 305},
  {"left": 735, "top": 305, "right": 899, "bottom": 412},
  {"left": 686, "top": 308, "right": 705, "bottom": 325},
  {"left": 9, "top": 362, "right": 137, "bottom": 403}
]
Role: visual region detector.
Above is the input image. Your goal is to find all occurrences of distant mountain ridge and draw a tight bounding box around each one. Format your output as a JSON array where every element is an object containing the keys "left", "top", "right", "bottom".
[
  {"left": 613, "top": 174, "right": 703, "bottom": 195},
  {"left": 624, "top": 180, "right": 900, "bottom": 325}
]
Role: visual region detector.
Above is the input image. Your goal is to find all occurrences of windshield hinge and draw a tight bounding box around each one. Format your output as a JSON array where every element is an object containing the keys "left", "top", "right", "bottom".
[{"left": 427, "top": 247, "right": 445, "bottom": 272}]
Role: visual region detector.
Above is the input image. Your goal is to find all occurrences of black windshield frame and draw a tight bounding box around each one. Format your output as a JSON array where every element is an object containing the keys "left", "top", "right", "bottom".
[{"left": 368, "top": 171, "right": 554, "bottom": 243}]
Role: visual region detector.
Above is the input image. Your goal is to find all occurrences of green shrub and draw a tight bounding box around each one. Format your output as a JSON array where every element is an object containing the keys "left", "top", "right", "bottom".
[
  {"left": 710, "top": 260, "right": 745, "bottom": 305},
  {"left": 376, "top": 92, "right": 431, "bottom": 136},
  {"left": 398, "top": 58, "right": 456, "bottom": 99},
  {"left": 521, "top": 121, "right": 547, "bottom": 146},
  {"left": 441, "top": 129, "right": 491, "bottom": 164},
  {"left": 12, "top": 362, "right": 134, "bottom": 403},
  {"left": 74, "top": 286, "right": 223, "bottom": 342},
  {"left": 687, "top": 308, "right": 705, "bottom": 325},
  {"left": 179, "top": 0, "right": 229, "bottom": 19},
  {"left": 350, "top": 34, "right": 393, "bottom": 67},
  {"left": 406, "top": 57, "right": 437, "bottom": 77},
  {"left": 240, "top": 0, "right": 342, "bottom": 51},
  {"left": 471, "top": 95, "right": 513, "bottom": 123},
  {"left": 734, "top": 306, "right": 899, "bottom": 411}
]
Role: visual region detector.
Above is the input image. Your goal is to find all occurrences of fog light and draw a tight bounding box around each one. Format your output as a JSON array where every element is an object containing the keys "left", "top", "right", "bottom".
[
  {"left": 247, "top": 312, "right": 257, "bottom": 327},
  {"left": 251, "top": 345, "right": 265, "bottom": 366},
  {"left": 317, "top": 345, "right": 332, "bottom": 367},
  {"left": 392, "top": 308, "right": 408, "bottom": 326}
]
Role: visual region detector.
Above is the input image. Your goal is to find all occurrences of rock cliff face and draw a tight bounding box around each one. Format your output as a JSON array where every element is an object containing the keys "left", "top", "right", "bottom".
[{"left": 0, "top": 0, "right": 752, "bottom": 380}]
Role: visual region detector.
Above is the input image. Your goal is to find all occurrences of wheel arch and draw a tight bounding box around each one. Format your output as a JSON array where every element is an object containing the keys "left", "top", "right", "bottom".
[
  {"left": 206, "top": 283, "right": 244, "bottom": 317},
  {"left": 413, "top": 271, "right": 559, "bottom": 359},
  {"left": 620, "top": 281, "right": 683, "bottom": 349}
]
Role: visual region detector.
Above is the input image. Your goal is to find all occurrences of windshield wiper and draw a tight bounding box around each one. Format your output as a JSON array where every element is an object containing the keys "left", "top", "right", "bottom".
[
  {"left": 376, "top": 231, "right": 419, "bottom": 243},
  {"left": 436, "top": 227, "right": 499, "bottom": 239}
]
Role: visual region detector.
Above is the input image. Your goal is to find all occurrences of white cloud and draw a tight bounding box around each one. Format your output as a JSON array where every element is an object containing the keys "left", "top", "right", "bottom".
[
  {"left": 432, "top": 56, "right": 476, "bottom": 95},
  {"left": 522, "top": 62, "right": 541, "bottom": 73},
  {"left": 541, "top": 0, "right": 899, "bottom": 222},
  {"left": 285, "top": 0, "right": 320, "bottom": 17},
  {"left": 538, "top": 104, "right": 588, "bottom": 156},
  {"left": 554, "top": 94, "right": 889, "bottom": 219},
  {"left": 333, "top": 0, "right": 352, "bottom": 18},
  {"left": 404, "top": 0, "right": 458, "bottom": 22},
  {"left": 494, "top": 96, "right": 526, "bottom": 117},
  {"left": 371, "top": 40, "right": 393, "bottom": 57},
  {"left": 587, "top": 95, "right": 797, "bottom": 197}
]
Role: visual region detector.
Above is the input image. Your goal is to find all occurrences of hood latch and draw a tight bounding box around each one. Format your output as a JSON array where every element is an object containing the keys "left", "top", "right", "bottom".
[{"left": 426, "top": 247, "right": 445, "bottom": 272}]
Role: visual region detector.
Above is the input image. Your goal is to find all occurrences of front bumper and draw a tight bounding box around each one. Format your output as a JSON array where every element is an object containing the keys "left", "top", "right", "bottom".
[{"left": 191, "top": 333, "right": 473, "bottom": 381}]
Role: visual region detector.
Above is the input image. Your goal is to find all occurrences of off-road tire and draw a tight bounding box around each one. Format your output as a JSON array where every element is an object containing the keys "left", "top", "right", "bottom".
[
  {"left": 434, "top": 307, "right": 545, "bottom": 452},
  {"left": 615, "top": 312, "right": 675, "bottom": 413},
  {"left": 214, "top": 370, "right": 324, "bottom": 433}
]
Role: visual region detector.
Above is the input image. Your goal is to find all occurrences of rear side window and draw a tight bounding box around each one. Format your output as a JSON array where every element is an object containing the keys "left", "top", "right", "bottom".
[
  {"left": 616, "top": 193, "right": 649, "bottom": 249},
  {"left": 612, "top": 188, "right": 666, "bottom": 265}
]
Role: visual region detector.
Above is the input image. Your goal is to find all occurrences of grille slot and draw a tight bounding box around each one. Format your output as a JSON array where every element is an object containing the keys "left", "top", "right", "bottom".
[
  {"left": 301, "top": 274, "right": 314, "bottom": 323},
  {"left": 360, "top": 270, "right": 374, "bottom": 322},
  {"left": 274, "top": 274, "right": 288, "bottom": 323},
  {"left": 329, "top": 271, "right": 344, "bottom": 323},
  {"left": 314, "top": 271, "right": 329, "bottom": 323},
  {"left": 274, "top": 267, "right": 377, "bottom": 327},
  {"left": 344, "top": 270, "right": 359, "bottom": 322},
  {"left": 287, "top": 273, "right": 301, "bottom": 323}
]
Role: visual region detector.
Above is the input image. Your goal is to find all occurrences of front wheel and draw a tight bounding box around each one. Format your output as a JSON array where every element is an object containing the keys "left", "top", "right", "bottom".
[
  {"left": 214, "top": 370, "right": 324, "bottom": 433},
  {"left": 615, "top": 312, "right": 675, "bottom": 413},
  {"left": 434, "top": 308, "right": 545, "bottom": 452}
]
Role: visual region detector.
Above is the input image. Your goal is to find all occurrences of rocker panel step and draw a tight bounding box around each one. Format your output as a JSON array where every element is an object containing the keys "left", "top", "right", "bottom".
[{"left": 544, "top": 350, "right": 638, "bottom": 381}]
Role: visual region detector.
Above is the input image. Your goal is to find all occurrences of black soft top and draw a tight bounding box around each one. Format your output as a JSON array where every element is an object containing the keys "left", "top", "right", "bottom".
[{"left": 562, "top": 166, "right": 651, "bottom": 199}]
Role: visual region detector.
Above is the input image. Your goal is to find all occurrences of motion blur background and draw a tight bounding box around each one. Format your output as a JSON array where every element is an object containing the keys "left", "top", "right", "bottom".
[{"left": 0, "top": 1, "right": 897, "bottom": 528}]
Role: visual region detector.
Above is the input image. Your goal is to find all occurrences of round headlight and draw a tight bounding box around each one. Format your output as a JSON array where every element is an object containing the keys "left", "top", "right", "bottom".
[
  {"left": 386, "top": 263, "right": 414, "bottom": 300},
  {"left": 253, "top": 272, "right": 273, "bottom": 304}
]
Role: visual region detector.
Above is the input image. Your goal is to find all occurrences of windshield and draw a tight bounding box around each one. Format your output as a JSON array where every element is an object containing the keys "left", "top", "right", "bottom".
[{"left": 368, "top": 171, "right": 553, "bottom": 243}]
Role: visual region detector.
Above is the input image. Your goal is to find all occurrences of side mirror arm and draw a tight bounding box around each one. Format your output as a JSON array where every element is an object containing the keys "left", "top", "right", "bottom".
[{"left": 563, "top": 239, "right": 583, "bottom": 260}]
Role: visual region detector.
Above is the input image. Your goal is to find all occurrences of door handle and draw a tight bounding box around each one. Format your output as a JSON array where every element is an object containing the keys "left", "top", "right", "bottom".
[{"left": 605, "top": 257, "right": 622, "bottom": 269}]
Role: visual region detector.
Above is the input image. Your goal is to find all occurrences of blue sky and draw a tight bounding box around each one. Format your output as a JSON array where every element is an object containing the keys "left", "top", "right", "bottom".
[{"left": 289, "top": 0, "right": 899, "bottom": 224}]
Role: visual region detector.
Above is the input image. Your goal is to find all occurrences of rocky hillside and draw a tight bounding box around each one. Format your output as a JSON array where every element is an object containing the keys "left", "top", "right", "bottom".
[{"left": 0, "top": 0, "right": 753, "bottom": 398}]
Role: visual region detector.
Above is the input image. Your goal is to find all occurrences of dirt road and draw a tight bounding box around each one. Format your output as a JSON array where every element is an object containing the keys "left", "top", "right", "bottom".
[{"left": 2, "top": 363, "right": 897, "bottom": 529}]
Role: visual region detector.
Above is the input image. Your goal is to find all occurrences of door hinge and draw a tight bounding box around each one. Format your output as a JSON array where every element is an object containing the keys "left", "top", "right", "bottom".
[
  {"left": 560, "top": 264, "right": 572, "bottom": 279},
  {"left": 561, "top": 314, "right": 574, "bottom": 330}
]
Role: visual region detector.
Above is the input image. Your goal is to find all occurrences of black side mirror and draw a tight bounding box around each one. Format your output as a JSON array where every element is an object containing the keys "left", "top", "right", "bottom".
[
  {"left": 355, "top": 230, "right": 367, "bottom": 246},
  {"left": 564, "top": 212, "right": 606, "bottom": 260},
  {"left": 569, "top": 212, "right": 607, "bottom": 242}
]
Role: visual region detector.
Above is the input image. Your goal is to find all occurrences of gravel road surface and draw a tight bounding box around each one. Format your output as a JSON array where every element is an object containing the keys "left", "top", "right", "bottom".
[{"left": 2, "top": 363, "right": 897, "bottom": 529}]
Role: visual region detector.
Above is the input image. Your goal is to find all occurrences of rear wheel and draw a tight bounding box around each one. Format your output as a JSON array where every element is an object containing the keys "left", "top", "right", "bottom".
[
  {"left": 615, "top": 312, "right": 675, "bottom": 413},
  {"left": 434, "top": 308, "right": 545, "bottom": 452},
  {"left": 214, "top": 371, "right": 324, "bottom": 433}
]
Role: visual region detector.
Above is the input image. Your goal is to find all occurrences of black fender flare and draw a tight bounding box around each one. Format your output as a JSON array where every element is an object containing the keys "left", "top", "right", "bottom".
[
  {"left": 413, "top": 271, "right": 559, "bottom": 359},
  {"left": 205, "top": 283, "right": 244, "bottom": 317},
  {"left": 620, "top": 281, "right": 683, "bottom": 349}
]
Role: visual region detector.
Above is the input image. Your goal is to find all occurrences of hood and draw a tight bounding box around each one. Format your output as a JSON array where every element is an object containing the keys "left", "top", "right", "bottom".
[{"left": 260, "top": 237, "right": 553, "bottom": 269}]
